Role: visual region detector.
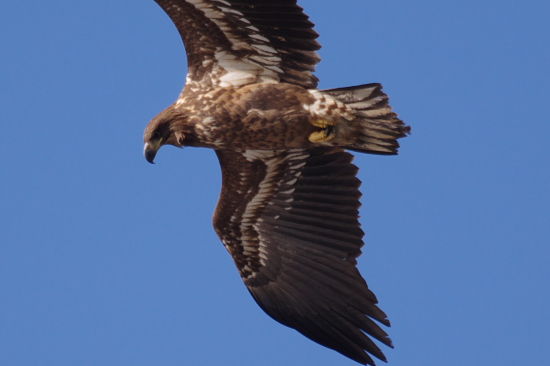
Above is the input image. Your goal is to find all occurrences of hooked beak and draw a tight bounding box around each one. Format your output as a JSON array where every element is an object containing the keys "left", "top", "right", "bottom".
[{"left": 144, "top": 140, "right": 161, "bottom": 164}]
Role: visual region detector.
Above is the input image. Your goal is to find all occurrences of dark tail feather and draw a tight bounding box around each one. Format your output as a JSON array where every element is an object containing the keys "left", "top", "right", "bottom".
[{"left": 322, "top": 83, "right": 410, "bottom": 155}]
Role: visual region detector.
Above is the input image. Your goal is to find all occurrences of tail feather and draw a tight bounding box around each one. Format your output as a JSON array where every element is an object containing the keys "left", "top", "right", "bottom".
[{"left": 322, "top": 83, "right": 410, "bottom": 155}]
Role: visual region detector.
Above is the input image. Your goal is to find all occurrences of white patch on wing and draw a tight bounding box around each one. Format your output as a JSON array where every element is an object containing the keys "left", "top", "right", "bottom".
[
  {"left": 236, "top": 150, "right": 309, "bottom": 278},
  {"left": 214, "top": 50, "right": 278, "bottom": 87},
  {"left": 249, "top": 33, "right": 270, "bottom": 43},
  {"left": 183, "top": 0, "right": 285, "bottom": 88}
]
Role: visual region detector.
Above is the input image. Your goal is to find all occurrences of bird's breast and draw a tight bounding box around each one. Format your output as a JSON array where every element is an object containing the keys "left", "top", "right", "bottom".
[{"left": 187, "top": 84, "right": 318, "bottom": 150}]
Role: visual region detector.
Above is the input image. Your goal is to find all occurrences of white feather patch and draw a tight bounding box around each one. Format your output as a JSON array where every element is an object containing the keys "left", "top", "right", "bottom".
[
  {"left": 303, "top": 90, "right": 354, "bottom": 121},
  {"left": 182, "top": 0, "right": 284, "bottom": 89},
  {"left": 237, "top": 150, "right": 309, "bottom": 277}
]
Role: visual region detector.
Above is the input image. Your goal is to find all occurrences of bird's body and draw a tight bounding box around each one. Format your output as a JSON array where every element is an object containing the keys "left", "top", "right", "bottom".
[
  {"left": 147, "top": 81, "right": 406, "bottom": 154},
  {"left": 156, "top": 83, "right": 320, "bottom": 150},
  {"left": 141, "top": 1, "right": 410, "bottom": 365}
]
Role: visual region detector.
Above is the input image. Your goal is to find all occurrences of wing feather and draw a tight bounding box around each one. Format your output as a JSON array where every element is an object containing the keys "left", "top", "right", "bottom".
[
  {"left": 213, "top": 148, "right": 391, "bottom": 365},
  {"left": 154, "top": 0, "right": 321, "bottom": 89}
]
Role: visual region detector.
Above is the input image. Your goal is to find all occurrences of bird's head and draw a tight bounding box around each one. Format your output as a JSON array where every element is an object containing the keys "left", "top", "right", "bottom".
[{"left": 143, "top": 105, "right": 189, "bottom": 164}]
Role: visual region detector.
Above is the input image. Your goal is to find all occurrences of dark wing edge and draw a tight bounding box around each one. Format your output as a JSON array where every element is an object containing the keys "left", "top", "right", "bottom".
[
  {"left": 153, "top": 0, "right": 321, "bottom": 89},
  {"left": 213, "top": 148, "right": 392, "bottom": 365}
]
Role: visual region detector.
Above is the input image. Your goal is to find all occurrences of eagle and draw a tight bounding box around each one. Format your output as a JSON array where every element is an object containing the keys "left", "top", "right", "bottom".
[{"left": 142, "top": 1, "right": 410, "bottom": 365}]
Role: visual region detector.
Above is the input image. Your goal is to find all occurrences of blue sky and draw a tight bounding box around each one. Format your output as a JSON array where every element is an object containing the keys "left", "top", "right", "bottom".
[{"left": 1, "top": 1, "right": 549, "bottom": 365}]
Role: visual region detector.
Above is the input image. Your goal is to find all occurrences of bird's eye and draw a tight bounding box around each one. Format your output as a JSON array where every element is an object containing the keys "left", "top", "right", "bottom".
[{"left": 152, "top": 131, "right": 161, "bottom": 140}]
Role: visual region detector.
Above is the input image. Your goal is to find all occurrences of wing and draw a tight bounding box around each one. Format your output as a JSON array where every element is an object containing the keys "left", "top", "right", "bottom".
[
  {"left": 154, "top": 0, "right": 321, "bottom": 90},
  {"left": 213, "top": 147, "right": 392, "bottom": 365}
]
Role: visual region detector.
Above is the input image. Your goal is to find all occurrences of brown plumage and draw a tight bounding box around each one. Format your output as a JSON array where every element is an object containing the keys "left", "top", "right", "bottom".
[{"left": 142, "top": 1, "right": 410, "bottom": 365}]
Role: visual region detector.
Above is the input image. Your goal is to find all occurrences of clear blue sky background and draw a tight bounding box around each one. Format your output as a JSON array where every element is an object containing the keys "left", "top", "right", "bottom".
[{"left": 1, "top": 1, "right": 549, "bottom": 365}]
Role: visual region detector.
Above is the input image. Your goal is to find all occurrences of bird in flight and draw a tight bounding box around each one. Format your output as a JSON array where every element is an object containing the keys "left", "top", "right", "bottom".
[{"left": 142, "top": 1, "right": 410, "bottom": 364}]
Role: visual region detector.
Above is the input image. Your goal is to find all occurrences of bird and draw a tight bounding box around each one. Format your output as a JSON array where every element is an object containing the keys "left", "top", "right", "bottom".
[{"left": 142, "top": 1, "right": 410, "bottom": 364}]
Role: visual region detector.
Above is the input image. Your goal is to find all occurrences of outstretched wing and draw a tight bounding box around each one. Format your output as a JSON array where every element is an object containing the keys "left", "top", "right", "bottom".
[
  {"left": 154, "top": 0, "right": 321, "bottom": 90},
  {"left": 213, "top": 147, "right": 392, "bottom": 365}
]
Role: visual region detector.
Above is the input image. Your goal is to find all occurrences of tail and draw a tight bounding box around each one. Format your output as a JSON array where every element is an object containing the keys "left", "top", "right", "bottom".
[{"left": 322, "top": 83, "right": 410, "bottom": 155}]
